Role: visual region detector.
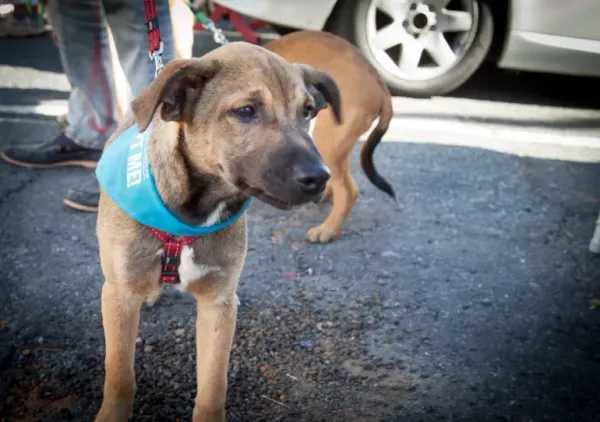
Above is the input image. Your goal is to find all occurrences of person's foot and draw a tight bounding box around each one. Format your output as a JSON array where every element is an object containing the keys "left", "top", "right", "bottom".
[
  {"left": 0, "top": 4, "right": 49, "bottom": 38},
  {"left": 63, "top": 177, "right": 100, "bottom": 213},
  {"left": 1, "top": 132, "right": 102, "bottom": 169}
]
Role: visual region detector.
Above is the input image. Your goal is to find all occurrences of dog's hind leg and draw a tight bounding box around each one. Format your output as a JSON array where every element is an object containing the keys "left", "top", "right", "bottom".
[
  {"left": 306, "top": 115, "right": 361, "bottom": 243},
  {"left": 188, "top": 279, "right": 239, "bottom": 422},
  {"left": 307, "top": 156, "right": 359, "bottom": 243},
  {"left": 96, "top": 281, "right": 144, "bottom": 422}
]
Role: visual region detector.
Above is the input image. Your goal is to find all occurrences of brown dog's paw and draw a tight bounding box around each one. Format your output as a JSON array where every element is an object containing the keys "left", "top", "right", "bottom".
[{"left": 305, "top": 225, "right": 338, "bottom": 243}]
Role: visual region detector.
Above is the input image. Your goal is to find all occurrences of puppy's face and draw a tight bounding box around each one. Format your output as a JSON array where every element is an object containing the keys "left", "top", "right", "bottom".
[{"left": 131, "top": 42, "right": 342, "bottom": 209}]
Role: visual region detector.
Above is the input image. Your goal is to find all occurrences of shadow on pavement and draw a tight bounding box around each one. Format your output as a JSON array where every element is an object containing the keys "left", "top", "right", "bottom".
[
  {"left": 451, "top": 63, "right": 600, "bottom": 110},
  {"left": 0, "top": 36, "right": 62, "bottom": 74},
  {"left": 393, "top": 112, "right": 600, "bottom": 131},
  {"left": 1, "top": 138, "right": 600, "bottom": 421}
]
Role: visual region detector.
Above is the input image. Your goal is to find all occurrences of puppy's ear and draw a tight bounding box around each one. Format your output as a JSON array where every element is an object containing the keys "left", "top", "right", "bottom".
[
  {"left": 296, "top": 64, "right": 342, "bottom": 124},
  {"left": 131, "top": 58, "right": 220, "bottom": 132}
]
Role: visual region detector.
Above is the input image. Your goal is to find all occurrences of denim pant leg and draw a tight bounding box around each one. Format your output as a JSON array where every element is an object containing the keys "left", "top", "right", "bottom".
[
  {"left": 106, "top": 0, "right": 175, "bottom": 100},
  {"left": 46, "top": 0, "right": 120, "bottom": 150}
]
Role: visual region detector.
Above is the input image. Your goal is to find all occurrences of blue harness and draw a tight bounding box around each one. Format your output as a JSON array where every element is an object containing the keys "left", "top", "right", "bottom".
[{"left": 95, "top": 124, "right": 251, "bottom": 237}]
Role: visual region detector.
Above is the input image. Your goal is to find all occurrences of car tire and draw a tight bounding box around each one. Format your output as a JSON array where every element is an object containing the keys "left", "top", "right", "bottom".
[
  {"left": 269, "top": 24, "right": 299, "bottom": 36},
  {"left": 325, "top": 0, "right": 494, "bottom": 97}
]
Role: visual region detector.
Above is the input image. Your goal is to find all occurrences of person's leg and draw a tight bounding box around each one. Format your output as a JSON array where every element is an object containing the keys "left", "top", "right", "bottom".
[
  {"left": 63, "top": 0, "right": 177, "bottom": 212},
  {"left": 54, "top": 0, "right": 186, "bottom": 126},
  {"left": 1, "top": 0, "right": 119, "bottom": 169},
  {"left": 105, "top": 0, "right": 176, "bottom": 99},
  {"left": 51, "top": 0, "right": 120, "bottom": 151}
]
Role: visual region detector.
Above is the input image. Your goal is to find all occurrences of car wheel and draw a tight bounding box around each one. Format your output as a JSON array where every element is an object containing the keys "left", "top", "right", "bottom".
[{"left": 326, "top": 0, "right": 493, "bottom": 97}]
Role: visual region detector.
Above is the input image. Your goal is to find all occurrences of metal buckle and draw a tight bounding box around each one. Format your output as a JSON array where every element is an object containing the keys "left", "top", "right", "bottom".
[
  {"left": 149, "top": 42, "right": 165, "bottom": 76},
  {"left": 161, "top": 254, "right": 181, "bottom": 266},
  {"left": 148, "top": 41, "right": 164, "bottom": 59}
]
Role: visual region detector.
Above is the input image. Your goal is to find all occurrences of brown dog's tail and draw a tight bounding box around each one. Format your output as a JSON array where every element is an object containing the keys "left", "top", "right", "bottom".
[{"left": 359, "top": 90, "right": 397, "bottom": 203}]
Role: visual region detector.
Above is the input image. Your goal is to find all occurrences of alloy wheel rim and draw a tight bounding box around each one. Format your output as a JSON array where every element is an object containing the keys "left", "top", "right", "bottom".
[{"left": 364, "top": 0, "right": 479, "bottom": 81}]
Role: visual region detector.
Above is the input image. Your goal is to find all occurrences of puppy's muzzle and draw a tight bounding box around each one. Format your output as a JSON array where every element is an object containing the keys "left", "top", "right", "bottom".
[{"left": 249, "top": 145, "right": 330, "bottom": 209}]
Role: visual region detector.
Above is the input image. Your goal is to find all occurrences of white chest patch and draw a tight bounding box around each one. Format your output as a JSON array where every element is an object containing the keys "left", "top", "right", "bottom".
[
  {"left": 176, "top": 245, "right": 220, "bottom": 291},
  {"left": 201, "top": 202, "right": 226, "bottom": 227}
]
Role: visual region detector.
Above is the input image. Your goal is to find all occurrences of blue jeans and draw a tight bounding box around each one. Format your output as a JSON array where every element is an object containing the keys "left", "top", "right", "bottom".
[{"left": 47, "top": 0, "right": 175, "bottom": 149}]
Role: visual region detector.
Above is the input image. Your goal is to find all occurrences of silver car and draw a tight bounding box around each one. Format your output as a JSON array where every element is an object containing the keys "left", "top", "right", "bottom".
[{"left": 215, "top": 0, "right": 600, "bottom": 97}]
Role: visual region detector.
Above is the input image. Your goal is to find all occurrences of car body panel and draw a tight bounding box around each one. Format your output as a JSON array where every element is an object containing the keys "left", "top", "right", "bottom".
[
  {"left": 497, "top": 0, "right": 600, "bottom": 76},
  {"left": 507, "top": 0, "right": 600, "bottom": 40},
  {"left": 215, "top": 0, "right": 600, "bottom": 78},
  {"left": 497, "top": 31, "right": 600, "bottom": 77},
  {"left": 214, "top": 0, "right": 336, "bottom": 31}
]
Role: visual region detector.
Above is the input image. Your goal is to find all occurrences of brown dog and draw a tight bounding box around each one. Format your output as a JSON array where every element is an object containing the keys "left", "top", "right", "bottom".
[
  {"left": 263, "top": 30, "right": 397, "bottom": 243},
  {"left": 95, "top": 42, "right": 340, "bottom": 422}
]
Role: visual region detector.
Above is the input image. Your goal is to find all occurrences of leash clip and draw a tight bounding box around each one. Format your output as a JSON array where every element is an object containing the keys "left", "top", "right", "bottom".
[
  {"left": 149, "top": 41, "right": 165, "bottom": 76},
  {"left": 203, "top": 20, "right": 229, "bottom": 45}
]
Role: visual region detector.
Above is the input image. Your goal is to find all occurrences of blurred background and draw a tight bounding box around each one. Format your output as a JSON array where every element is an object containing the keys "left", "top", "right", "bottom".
[{"left": 1, "top": 1, "right": 600, "bottom": 421}]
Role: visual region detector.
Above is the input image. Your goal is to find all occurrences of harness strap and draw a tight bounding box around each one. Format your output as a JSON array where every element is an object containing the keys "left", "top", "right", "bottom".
[
  {"left": 139, "top": 3, "right": 236, "bottom": 285},
  {"left": 147, "top": 228, "right": 201, "bottom": 284}
]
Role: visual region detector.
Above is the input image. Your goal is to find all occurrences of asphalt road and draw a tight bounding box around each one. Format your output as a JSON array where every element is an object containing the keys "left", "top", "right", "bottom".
[{"left": 1, "top": 31, "right": 600, "bottom": 422}]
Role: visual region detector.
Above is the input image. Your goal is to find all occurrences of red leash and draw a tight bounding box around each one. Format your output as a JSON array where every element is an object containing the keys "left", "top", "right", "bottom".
[
  {"left": 144, "top": 0, "right": 164, "bottom": 74},
  {"left": 142, "top": 0, "right": 198, "bottom": 284},
  {"left": 205, "top": 4, "right": 267, "bottom": 43},
  {"left": 144, "top": 0, "right": 161, "bottom": 54}
]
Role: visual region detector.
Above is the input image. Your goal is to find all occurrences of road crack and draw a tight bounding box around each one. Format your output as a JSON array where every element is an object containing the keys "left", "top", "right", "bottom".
[{"left": 0, "top": 170, "right": 41, "bottom": 209}]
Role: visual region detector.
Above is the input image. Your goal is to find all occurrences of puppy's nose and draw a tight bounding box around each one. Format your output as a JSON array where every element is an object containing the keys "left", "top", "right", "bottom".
[{"left": 294, "top": 163, "right": 330, "bottom": 195}]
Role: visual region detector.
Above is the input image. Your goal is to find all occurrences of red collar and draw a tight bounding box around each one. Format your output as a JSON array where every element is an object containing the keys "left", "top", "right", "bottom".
[{"left": 147, "top": 227, "right": 201, "bottom": 284}]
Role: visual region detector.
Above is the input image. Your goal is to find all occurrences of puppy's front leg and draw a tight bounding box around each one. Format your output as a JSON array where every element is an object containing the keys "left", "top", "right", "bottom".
[
  {"left": 96, "top": 281, "right": 143, "bottom": 422},
  {"left": 190, "top": 283, "right": 239, "bottom": 422}
]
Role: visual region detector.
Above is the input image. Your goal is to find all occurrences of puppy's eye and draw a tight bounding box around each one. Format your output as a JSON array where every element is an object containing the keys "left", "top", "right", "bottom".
[
  {"left": 303, "top": 104, "right": 315, "bottom": 120},
  {"left": 232, "top": 105, "right": 258, "bottom": 121}
]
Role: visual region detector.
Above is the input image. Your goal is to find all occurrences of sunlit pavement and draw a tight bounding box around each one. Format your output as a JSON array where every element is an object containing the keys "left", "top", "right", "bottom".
[{"left": 1, "top": 30, "right": 600, "bottom": 421}]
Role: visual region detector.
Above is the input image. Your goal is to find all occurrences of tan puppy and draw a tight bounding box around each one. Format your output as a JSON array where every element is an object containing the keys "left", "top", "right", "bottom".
[
  {"left": 264, "top": 30, "right": 397, "bottom": 243},
  {"left": 95, "top": 42, "right": 340, "bottom": 422}
]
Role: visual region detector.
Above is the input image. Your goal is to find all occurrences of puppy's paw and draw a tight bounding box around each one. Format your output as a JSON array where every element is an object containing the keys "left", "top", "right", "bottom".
[
  {"left": 192, "top": 406, "right": 225, "bottom": 422},
  {"left": 95, "top": 407, "right": 131, "bottom": 422},
  {"left": 305, "top": 225, "right": 338, "bottom": 243}
]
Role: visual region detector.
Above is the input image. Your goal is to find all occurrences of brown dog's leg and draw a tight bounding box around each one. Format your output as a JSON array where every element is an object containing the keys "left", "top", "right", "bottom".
[
  {"left": 307, "top": 158, "right": 359, "bottom": 243},
  {"left": 189, "top": 284, "right": 238, "bottom": 422},
  {"left": 307, "top": 117, "right": 360, "bottom": 243},
  {"left": 96, "top": 281, "right": 143, "bottom": 422}
]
